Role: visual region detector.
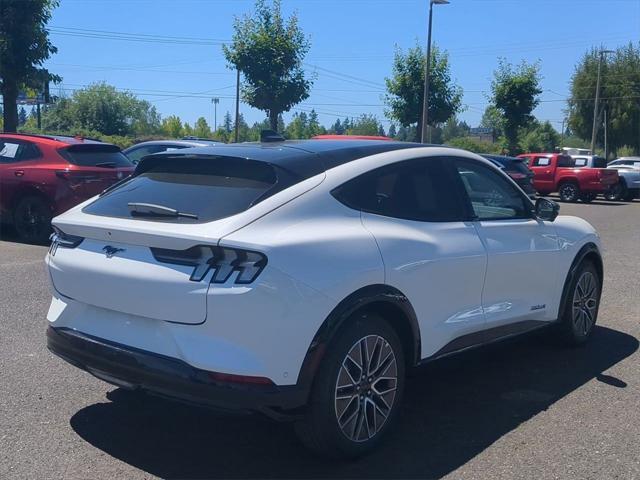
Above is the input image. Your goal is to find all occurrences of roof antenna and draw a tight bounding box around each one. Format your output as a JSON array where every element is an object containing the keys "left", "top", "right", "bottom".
[{"left": 260, "top": 130, "right": 285, "bottom": 143}]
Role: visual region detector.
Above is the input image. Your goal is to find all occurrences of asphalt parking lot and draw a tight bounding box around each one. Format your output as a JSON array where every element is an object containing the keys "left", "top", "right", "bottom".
[{"left": 1, "top": 198, "right": 639, "bottom": 480}]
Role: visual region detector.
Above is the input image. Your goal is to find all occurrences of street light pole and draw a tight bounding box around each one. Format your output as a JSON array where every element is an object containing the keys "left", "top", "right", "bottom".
[
  {"left": 590, "top": 49, "right": 613, "bottom": 154},
  {"left": 212, "top": 97, "right": 219, "bottom": 131},
  {"left": 421, "top": 0, "right": 449, "bottom": 144}
]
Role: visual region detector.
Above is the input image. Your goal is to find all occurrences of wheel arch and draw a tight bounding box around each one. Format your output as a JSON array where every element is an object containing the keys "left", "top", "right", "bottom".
[
  {"left": 295, "top": 284, "right": 420, "bottom": 401},
  {"left": 558, "top": 242, "right": 603, "bottom": 317}
]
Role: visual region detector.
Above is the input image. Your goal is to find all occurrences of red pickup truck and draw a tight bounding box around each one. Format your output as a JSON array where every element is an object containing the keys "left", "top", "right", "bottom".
[{"left": 518, "top": 153, "right": 618, "bottom": 202}]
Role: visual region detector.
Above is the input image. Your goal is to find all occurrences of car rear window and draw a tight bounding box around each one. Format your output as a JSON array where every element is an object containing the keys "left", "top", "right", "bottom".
[
  {"left": 83, "top": 156, "right": 279, "bottom": 223},
  {"left": 59, "top": 144, "right": 133, "bottom": 167}
]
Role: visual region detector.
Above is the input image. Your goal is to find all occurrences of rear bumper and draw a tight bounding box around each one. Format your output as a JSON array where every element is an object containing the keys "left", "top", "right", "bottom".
[{"left": 46, "top": 326, "right": 307, "bottom": 419}]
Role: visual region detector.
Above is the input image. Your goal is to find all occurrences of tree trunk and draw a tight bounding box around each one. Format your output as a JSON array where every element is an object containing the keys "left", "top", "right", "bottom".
[
  {"left": 2, "top": 78, "right": 19, "bottom": 133},
  {"left": 269, "top": 110, "right": 279, "bottom": 132},
  {"left": 415, "top": 118, "right": 423, "bottom": 143}
]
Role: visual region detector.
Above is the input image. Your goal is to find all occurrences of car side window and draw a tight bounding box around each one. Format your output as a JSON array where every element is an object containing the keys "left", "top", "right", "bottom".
[
  {"left": 332, "top": 158, "right": 465, "bottom": 222},
  {"left": 454, "top": 159, "right": 531, "bottom": 221},
  {"left": 533, "top": 156, "right": 550, "bottom": 166},
  {"left": 0, "top": 140, "right": 41, "bottom": 163}
]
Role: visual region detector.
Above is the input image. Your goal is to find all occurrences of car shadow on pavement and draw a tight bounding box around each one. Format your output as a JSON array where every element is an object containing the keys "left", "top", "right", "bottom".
[{"left": 70, "top": 326, "right": 637, "bottom": 479}]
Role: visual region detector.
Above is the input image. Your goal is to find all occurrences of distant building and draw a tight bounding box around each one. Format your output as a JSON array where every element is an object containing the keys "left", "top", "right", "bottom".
[{"left": 468, "top": 127, "right": 495, "bottom": 143}]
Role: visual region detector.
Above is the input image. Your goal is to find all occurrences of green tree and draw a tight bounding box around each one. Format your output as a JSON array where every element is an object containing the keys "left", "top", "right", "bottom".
[
  {"left": 307, "top": 110, "right": 324, "bottom": 137},
  {"left": 183, "top": 122, "right": 194, "bottom": 137},
  {"left": 285, "top": 111, "right": 308, "bottom": 139},
  {"left": 0, "top": 0, "right": 59, "bottom": 132},
  {"left": 490, "top": 59, "right": 542, "bottom": 154},
  {"left": 223, "top": 111, "right": 233, "bottom": 133},
  {"left": 568, "top": 43, "right": 640, "bottom": 155},
  {"left": 388, "top": 124, "right": 397, "bottom": 138},
  {"left": 17, "top": 107, "right": 27, "bottom": 126},
  {"left": 519, "top": 121, "right": 560, "bottom": 153},
  {"left": 441, "top": 116, "right": 470, "bottom": 142},
  {"left": 42, "top": 83, "right": 160, "bottom": 136},
  {"left": 347, "top": 114, "right": 383, "bottom": 136},
  {"left": 223, "top": 0, "right": 313, "bottom": 131},
  {"left": 480, "top": 105, "right": 504, "bottom": 138},
  {"left": 162, "top": 115, "right": 184, "bottom": 138},
  {"left": 193, "top": 117, "right": 212, "bottom": 138},
  {"left": 446, "top": 136, "right": 503, "bottom": 154},
  {"left": 385, "top": 43, "right": 462, "bottom": 142}
]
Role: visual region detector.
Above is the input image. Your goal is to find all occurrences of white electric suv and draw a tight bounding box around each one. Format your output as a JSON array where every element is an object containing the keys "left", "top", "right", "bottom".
[{"left": 46, "top": 139, "right": 603, "bottom": 457}]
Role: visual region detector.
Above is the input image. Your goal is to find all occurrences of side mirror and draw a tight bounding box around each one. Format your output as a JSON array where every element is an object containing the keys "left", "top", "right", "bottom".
[{"left": 535, "top": 198, "right": 560, "bottom": 222}]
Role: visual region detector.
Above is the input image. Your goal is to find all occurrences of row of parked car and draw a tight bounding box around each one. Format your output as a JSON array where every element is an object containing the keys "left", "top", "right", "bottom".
[
  {"left": 485, "top": 152, "right": 640, "bottom": 203},
  {"left": 0, "top": 132, "right": 637, "bottom": 243}
]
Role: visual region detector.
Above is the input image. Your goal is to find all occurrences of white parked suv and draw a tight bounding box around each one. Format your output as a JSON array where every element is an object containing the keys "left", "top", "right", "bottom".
[{"left": 46, "top": 139, "right": 603, "bottom": 457}]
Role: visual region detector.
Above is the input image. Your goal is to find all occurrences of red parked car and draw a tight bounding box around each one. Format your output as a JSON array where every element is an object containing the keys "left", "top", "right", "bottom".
[
  {"left": 0, "top": 133, "right": 134, "bottom": 243},
  {"left": 518, "top": 153, "right": 618, "bottom": 203}
]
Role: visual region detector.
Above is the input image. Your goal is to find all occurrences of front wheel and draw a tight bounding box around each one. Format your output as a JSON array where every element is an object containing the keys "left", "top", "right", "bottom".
[
  {"left": 558, "top": 261, "right": 601, "bottom": 346},
  {"left": 295, "top": 313, "right": 405, "bottom": 458},
  {"left": 559, "top": 183, "right": 580, "bottom": 202}
]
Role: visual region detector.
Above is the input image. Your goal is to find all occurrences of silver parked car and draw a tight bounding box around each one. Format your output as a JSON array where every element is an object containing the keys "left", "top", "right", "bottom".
[
  {"left": 605, "top": 157, "right": 640, "bottom": 201},
  {"left": 123, "top": 139, "right": 219, "bottom": 164}
]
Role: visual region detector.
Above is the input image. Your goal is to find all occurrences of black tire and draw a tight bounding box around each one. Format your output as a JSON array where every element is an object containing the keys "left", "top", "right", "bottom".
[
  {"left": 557, "top": 261, "right": 601, "bottom": 346},
  {"left": 295, "top": 313, "right": 405, "bottom": 458},
  {"left": 604, "top": 183, "right": 624, "bottom": 201},
  {"left": 579, "top": 192, "right": 596, "bottom": 203},
  {"left": 559, "top": 183, "right": 580, "bottom": 202},
  {"left": 13, "top": 196, "right": 52, "bottom": 244},
  {"left": 622, "top": 191, "right": 636, "bottom": 202}
]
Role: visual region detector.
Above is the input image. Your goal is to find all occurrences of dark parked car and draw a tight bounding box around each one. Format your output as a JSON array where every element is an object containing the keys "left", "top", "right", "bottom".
[
  {"left": 481, "top": 154, "right": 536, "bottom": 199},
  {"left": 0, "top": 133, "right": 133, "bottom": 243},
  {"left": 123, "top": 139, "right": 218, "bottom": 164}
]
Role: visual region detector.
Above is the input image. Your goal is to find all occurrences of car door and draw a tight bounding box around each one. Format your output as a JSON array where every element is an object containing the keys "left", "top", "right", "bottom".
[
  {"left": 452, "top": 158, "right": 562, "bottom": 329},
  {"left": 348, "top": 157, "right": 488, "bottom": 358},
  {"left": 529, "top": 155, "right": 555, "bottom": 192},
  {"left": 0, "top": 139, "right": 42, "bottom": 216}
]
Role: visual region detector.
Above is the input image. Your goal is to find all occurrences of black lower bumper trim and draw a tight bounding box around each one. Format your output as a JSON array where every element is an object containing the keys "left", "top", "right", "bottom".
[{"left": 46, "top": 327, "right": 307, "bottom": 419}]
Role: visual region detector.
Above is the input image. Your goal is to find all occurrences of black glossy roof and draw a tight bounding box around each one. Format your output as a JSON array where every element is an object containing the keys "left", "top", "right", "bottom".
[{"left": 140, "top": 140, "right": 424, "bottom": 179}]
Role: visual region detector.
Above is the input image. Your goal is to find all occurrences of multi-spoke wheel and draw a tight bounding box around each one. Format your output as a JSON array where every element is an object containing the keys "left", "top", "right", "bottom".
[
  {"left": 295, "top": 314, "right": 405, "bottom": 458},
  {"left": 558, "top": 261, "right": 600, "bottom": 345},
  {"left": 334, "top": 335, "right": 398, "bottom": 442},
  {"left": 559, "top": 183, "right": 580, "bottom": 202}
]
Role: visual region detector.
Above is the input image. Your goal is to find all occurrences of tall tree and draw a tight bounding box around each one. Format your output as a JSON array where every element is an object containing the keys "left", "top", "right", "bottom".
[
  {"left": 480, "top": 105, "right": 504, "bottom": 138},
  {"left": 568, "top": 43, "right": 640, "bottom": 155},
  {"left": 223, "top": 111, "right": 233, "bottom": 133},
  {"left": 347, "top": 114, "right": 383, "bottom": 136},
  {"left": 519, "top": 120, "right": 560, "bottom": 153},
  {"left": 162, "top": 115, "right": 184, "bottom": 138},
  {"left": 223, "top": 0, "right": 313, "bottom": 131},
  {"left": 17, "top": 106, "right": 27, "bottom": 126},
  {"left": 388, "top": 124, "right": 397, "bottom": 138},
  {"left": 490, "top": 59, "right": 542, "bottom": 154},
  {"left": 42, "top": 83, "right": 160, "bottom": 136},
  {"left": 0, "top": 0, "right": 58, "bottom": 132},
  {"left": 385, "top": 44, "right": 462, "bottom": 142},
  {"left": 193, "top": 117, "right": 212, "bottom": 138}
]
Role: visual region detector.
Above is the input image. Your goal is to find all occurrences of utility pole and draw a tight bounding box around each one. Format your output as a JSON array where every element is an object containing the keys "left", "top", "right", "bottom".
[
  {"left": 604, "top": 108, "right": 608, "bottom": 161},
  {"left": 561, "top": 118, "right": 566, "bottom": 146},
  {"left": 212, "top": 97, "right": 219, "bottom": 131},
  {"left": 590, "top": 49, "right": 613, "bottom": 154},
  {"left": 421, "top": 0, "right": 450, "bottom": 144},
  {"left": 234, "top": 69, "right": 241, "bottom": 143}
]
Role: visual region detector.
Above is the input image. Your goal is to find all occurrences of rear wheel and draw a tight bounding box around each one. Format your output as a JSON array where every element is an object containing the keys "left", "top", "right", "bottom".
[
  {"left": 295, "top": 313, "right": 405, "bottom": 458},
  {"left": 13, "top": 196, "right": 52, "bottom": 244},
  {"left": 622, "top": 190, "right": 636, "bottom": 202},
  {"left": 559, "top": 183, "right": 580, "bottom": 202},
  {"left": 604, "top": 183, "right": 623, "bottom": 201},
  {"left": 558, "top": 261, "right": 601, "bottom": 346}
]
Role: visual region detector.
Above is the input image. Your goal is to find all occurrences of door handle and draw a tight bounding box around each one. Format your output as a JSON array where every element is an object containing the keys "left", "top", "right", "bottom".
[{"left": 14, "top": 170, "right": 24, "bottom": 177}]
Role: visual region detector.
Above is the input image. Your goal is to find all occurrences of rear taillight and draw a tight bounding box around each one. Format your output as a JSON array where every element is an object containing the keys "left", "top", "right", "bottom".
[
  {"left": 508, "top": 172, "right": 527, "bottom": 180},
  {"left": 151, "top": 245, "right": 267, "bottom": 284},
  {"left": 49, "top": 227, "right": 84, "bottom": 255}
]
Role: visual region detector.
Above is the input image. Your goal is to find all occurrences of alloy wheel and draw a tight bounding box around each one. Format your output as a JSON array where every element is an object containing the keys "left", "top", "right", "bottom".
[
  {"left": 334, "top": 335, "right": 398, "bottom": 442},
  {"left": 572, "top": 271, "right": 598, "bottom": 336},
  {"left": 560, "top": 184, "right": 578, "bottom": 202}
]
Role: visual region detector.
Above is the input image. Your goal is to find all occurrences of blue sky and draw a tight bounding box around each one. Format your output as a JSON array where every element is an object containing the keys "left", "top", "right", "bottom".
[{"left": 44, "top": 0, "right": 640, "bottom": 132}]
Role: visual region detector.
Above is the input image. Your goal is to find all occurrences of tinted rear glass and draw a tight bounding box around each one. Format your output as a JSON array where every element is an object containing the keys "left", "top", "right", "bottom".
[
  {"left": 83, "top": 157, "right": 278, "bottom": 223},
  {"left": 488, "top": 157, "right": 531, "bottom": 175},
  {"left": 60, "top": 145, "right": 132, "bottom": 167}
]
